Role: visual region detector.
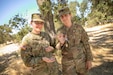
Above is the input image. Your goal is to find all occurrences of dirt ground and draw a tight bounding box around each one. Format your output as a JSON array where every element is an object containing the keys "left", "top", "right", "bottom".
[
  {"left": 0, "top": 23, "right": 113, "bottom": 75},
  {"left": 86, "top": 23, "right": 113, "bottom": 75}
]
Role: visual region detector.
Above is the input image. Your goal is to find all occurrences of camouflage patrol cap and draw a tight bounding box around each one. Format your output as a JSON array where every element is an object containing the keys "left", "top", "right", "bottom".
[
  {"left": 58, "top": 6, "right": 71, "bottom": 17},
  {"left": 31, "top": 13, "right": 44, "bottom": 22}
]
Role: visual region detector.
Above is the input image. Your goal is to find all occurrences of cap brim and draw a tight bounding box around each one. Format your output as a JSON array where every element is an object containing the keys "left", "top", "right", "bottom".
[
  {"left": 32, "top": 19, "right": 44, "bottom": 22},
  {"left": 59, "top": 12, "right": 70, "bottom": 17}
]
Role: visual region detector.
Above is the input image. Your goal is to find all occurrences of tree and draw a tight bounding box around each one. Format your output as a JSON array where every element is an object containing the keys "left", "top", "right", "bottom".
[
  {"left": 87, "top": 0, "right": 113, "bottom": 26},
  {"left": 0, "top": 24, "right": 12, "bottom": 44},
  {"left": 36, "top": 0, "right": 56, "bottom": 45},
  {"left": 9, "top": 14, "right": 28, "bottom": 31},
  {"left": 79, "top": 0, "right": 88, "bottom": 18},
  {"left": 14, "top": 24, "right": 32, "bottom": 42},
  {"left": 69, "top": 1, "right": 77, "bottom": 18},
  {"left": 36, "top": 0, "right": 68, "bottom": 45},
  {"left": 9, "top": 14, "right": 31, "bottom": 42}
]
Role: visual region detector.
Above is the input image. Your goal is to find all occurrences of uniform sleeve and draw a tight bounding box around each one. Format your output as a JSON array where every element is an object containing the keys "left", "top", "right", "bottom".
[
  {"left": 80, "top": 26, "right": 93, "bottom": 61},
  {"left": 20, "top": 35, "right": 43, "bottom": 67},
  {"left": 21, "top": 49, "right": 43, "bottom": 67}
]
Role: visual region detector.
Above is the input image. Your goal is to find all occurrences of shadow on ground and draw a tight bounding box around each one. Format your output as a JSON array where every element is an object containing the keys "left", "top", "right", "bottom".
[
  {"left": 89, "top": 62, "right": 113, "bottom": 75},
  {"left": 87, "top": 24, "right": 113, "bottom": 75},
  {"left": 0, "top": 52, "right": 32, "bottom": 75}
]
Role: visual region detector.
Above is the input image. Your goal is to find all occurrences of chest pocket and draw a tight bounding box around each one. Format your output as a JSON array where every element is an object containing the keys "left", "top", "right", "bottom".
[
  {"left": 31, "top": 37, "right": 50, "bottom": 56},
  {"left": 30, "top": 38, "right": 42, "bottom": 56},
  {"left": 67, "top": 29, "right": 81, "bottom": 48}
]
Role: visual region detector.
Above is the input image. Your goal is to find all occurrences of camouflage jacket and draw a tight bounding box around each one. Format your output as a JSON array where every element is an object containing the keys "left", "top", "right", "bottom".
[
  {"left": 20, "top": 32, "right": 58, "bottom": 71},
  {"left": 57, "top": 22, "right": 93, "bottom": 61}
]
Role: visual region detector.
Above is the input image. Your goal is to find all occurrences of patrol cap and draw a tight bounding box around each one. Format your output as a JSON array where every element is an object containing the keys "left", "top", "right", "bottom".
[
  {"left": 31, "top": 13, "right": 44, "bottom": 22},
  {"left": 58, "top": 6, "right": 71, "bottom": 17}
]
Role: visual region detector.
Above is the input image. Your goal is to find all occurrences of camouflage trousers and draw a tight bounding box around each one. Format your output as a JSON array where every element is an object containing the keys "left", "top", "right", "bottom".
[
  {"left": 62, "top": 56, "right": 88, "bottom": 75},
  {"left": 31, "top": 63, "right": 60, "bottom": 75},
  {"left": 32, "top": 68, "right": 60, "bottom": 75}
]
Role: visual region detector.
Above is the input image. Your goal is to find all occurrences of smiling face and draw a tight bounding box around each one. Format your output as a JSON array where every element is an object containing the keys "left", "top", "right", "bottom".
[
  {"left": 30, "top": 13, "right": 45, "bottom": 34},
  {"left": 31, "top": 21, "right": 44, "bottom": 34},
  {"left": 58, "top": 7, "right": 72, "bottom": 27},
  {"left": 60, "top": 13, "right": 72, "bottom": 27}
]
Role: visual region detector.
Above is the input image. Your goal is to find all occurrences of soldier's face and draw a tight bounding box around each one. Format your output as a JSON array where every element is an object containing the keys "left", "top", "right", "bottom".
[
  {"left": 60, "top": 14, "right": 72, "bottom": 26},
  {"left": 31, "top": 21, "right": 44, "bottom": 32},
  {"left": 57, "top": 33, "right": 65, "bottom": 38}
]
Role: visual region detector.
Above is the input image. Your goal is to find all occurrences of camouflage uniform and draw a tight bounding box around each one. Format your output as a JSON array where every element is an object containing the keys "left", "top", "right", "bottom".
[
  {"left": 57, "top": 22, "right": 93, "bottom": 75},
  {"left": 20, "top": 32, "right": 59, "bottom": 75}
]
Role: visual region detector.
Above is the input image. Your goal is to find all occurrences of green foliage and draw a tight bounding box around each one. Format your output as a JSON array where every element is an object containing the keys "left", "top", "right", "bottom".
[
  {"left": 9, "top": 14, "right": 27, "bottom": 30},
  {"left": 86, "top": 18, "right": 99, "bottom": 27},
  {"left": 69, "top": 1, "right": 77, "bottom": 17},
  {"left": 14, "top": 25, "right": 32, "bottom": 42},
  {"left": 79, "top": 0, "right": 88, "bottom": 18},
  {"left": 8, "top": 14, "right": 30, "bottom": 42},
  {"left": 87, "top": 0, "right": 113, "bottom": 26},
  {"left": 39, "top": 1, "right": 52, "bottom": 18},
  {"left": 0, "top": 14, "right": 30, "bottom": 44},
  {"left": 0, "top": 24, "right": 12, "bottom": 44},
  {"left": 87, "top": 9, "right": 105, "bottom": 26}
]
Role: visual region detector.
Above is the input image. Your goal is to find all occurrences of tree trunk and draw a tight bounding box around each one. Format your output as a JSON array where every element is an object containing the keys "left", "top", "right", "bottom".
[{"left": 36, "top": 0, "right": 55, "bottom": 45}]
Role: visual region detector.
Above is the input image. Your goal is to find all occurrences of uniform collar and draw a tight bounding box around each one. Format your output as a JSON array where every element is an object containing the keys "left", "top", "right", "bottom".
[{"left": 63, "top": 21, "right": 74, "bottom": 31}]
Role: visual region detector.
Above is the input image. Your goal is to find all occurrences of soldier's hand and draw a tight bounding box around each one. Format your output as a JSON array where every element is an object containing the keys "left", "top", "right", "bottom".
[
  {"left": 20, "top": 44, "right": 27, "bottom": 50},
  {"left": 42, "top": 57, "right": 55, "bottom": 63},
  {"left": 50, "top": 56, "right": 56, "bottom": 61},
  {"left": 86, "top": 61, "right": 92, "bottom": 70},
  {"left": 45, "top": 46, "right": 54, "bottom": 52}
]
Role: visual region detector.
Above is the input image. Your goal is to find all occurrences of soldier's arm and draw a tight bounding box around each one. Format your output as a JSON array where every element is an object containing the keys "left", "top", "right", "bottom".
[
  {"left": 80, "top": 25, "right": 93, "bottom": 61},
  {"left": 20, "top": 36, "right": 44, "bottom": 67},
  {"left": 20, "top": 45, "right": 44, "bottom": 67}
]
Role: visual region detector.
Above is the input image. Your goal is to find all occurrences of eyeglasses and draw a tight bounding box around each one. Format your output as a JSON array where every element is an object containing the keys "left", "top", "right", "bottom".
[{"left": 33, "top": 21, "right": 44, "bottom": 25}]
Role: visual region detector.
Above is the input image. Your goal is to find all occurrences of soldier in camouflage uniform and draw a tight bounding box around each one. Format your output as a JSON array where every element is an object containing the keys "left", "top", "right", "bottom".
[
  {"left": 56, "top": 7, "right": 93, "bottom": 75},
  {"left": 20, "top": 13, "right": 59, "bottom": 75}
]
